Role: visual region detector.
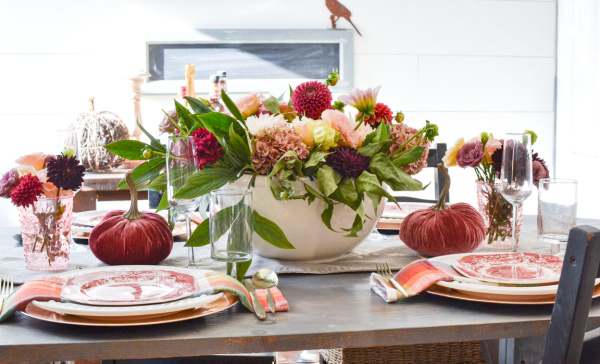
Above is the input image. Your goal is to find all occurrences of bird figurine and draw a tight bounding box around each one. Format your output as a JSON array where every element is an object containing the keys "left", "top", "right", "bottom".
[{"left": 325, "top": 0, "right": 362, "bottom": 36}]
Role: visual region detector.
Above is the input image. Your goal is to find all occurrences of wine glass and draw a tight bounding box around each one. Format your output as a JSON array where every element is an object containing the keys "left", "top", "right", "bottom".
[
  {"left": 166, "top": 135, "right": 206, "bottom": 269},
  {"left": 499, "top": 133, "right": 533, "bottom": 252}
]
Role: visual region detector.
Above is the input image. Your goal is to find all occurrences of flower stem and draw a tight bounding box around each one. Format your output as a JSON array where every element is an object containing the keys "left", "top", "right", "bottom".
[{"left": 389, "top": 129, "right": 425, "bottom": 159}]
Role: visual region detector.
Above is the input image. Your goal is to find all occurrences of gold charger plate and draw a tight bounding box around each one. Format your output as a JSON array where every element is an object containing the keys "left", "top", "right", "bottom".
[
  {"left": 426, "top": 284, "right": 600, "bottom": 305},
  {"left": 22, "top": 293, "right": 238, "bottom": 326}
]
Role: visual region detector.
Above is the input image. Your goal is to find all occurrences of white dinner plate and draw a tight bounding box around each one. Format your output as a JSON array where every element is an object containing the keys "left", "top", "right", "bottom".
[{"left": 32, "top": 292, "right": 224, "bottom": 319}]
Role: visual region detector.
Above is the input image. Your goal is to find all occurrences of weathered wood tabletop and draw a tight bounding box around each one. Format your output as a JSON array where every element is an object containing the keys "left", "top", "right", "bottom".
[{"left": 2, "top": 217, "right": 600, "bottom": 364}]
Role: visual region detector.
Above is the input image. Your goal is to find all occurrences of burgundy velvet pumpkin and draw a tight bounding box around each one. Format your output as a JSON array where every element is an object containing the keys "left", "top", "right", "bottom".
[
  {"left": 399, "top": 164, "right": 486, "bottom": 257},
  {"left": 89, "top": 173, "right": 173, "bottom": 265}
]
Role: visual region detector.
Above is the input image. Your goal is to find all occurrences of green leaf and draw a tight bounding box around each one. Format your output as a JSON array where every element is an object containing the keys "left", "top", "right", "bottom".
[
  {"left": 267, "top": 151, "right": 300, "bottom": 179},
  {"left": 391, "top": 146, "right": 426, "bottom": 168},
  {"left": 366, "top": 192, "right": 383, "bottom": 216},
  {"left": 221, "top": 90, "right": 246, "bottom": 124},
  {"left": 278, "top": 92, "right": 286, "bottom": 101},
  {"left": 236, "top": 260, "right": 252, "bottom": 282},
  {"left": 184, "top": 218, "right": 210, "bottom": 247},
  {"left": 253, "top": 210, "right": 294, "bottom": 249},
  {"left": 356, "top": 140, "right": 394, "bottom": 157},
  {"left": 175, "top": 100, "right": 193, "bottom": 133},
  {"left": 117, "top": 158, "right": 166, "bottom": 189},
  {"left": 140, "top": 173, "right": 166, "bottom": 191},
  {"left": 104, "top": 140, "right": 159, "bottom": 160},
  {"left": 356, "top": 171, "right": 397, "bottom": 204},
  {"left": 304, "top": 150, "right": 330, "bottom": 169},
  {"left": 288, "top": 84, "right": 294, "bottom": 108},
  {"left": 320, "top": 203, "right": 336, "bottom": 232},
  {"left": 369, "top": 153, "right": 423, "bottom": 191},
  {"left": 342, "top": 207, "right": 365, "bottom": 238},
  {"left": 330, "top": 178, "right": 361, "bottom": 210},
  {"left": 228, "top": 124, "right": 251, "bottom": 166},
  {"left": 317, "top": 165, "right": 340, "bottom": 197},
  {"left": 362, "top": 130, "right": 377, "bottom": 147},
  {"left": 172, "top": 168, "right": 238, "bottom": 199},
  {"left": 156, "top": 191, "right": 170, "bottom": 212},
  {"left": 263, "top": 96, "right": 281, "bottom": 114},
  {"left": 198, "top": 112, "right": 245, "bottom": 139},
  {"left": 136, "top": 118, "right": 166, "bottom": 153},
  {"left": 185, "top": 96, "right": 212, "bottom": 115}
]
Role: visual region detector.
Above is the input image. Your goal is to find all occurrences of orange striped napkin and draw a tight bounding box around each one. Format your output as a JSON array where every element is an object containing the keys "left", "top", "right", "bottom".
[
  {"left": 0, "top": 272, "right": 288, "bottom": 322},
  {"left": 370, "top": 259, "right": 453, "bottom": 302}
]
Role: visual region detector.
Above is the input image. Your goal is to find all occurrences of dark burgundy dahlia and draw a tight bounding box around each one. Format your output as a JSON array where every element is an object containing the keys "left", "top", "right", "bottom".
[
  {"left": 46, "top": 155, "right": 85, "bottom": 191},
  {"left": 325, "top": 146, "right": 371, "bottom": 179},
  {"left": 191, "top": 127, "right": 223, "bottom": 169},
  {"left": 291, "top": 81, "right": 333, "bottom": 119}
]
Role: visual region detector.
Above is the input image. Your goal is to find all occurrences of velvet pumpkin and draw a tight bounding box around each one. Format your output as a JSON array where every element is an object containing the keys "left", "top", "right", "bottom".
[
  {"left": 89, "top": 173, "right": 173, "bottom": 265},
  {"left": 399, "top": 164, "right": 486, "bottom": 257}
]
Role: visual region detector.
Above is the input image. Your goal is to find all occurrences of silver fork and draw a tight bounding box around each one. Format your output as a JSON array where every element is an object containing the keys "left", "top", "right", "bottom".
[
  {"left": 376, "top": 263, "right": 408, "bottom": 298},
  {"left": 0, "top": 276, "right": 14, "bottom": 312}
]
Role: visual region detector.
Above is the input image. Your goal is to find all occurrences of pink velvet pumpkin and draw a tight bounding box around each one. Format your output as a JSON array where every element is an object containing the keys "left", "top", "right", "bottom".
[
  {"left": 89, "top": 173, "right": 173, "bottom": 265},
  {"left": 399, "top": 164, "right": 486, "bottom": 257}
]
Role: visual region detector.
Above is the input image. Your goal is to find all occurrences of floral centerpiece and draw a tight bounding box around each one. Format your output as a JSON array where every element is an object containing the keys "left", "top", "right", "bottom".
[
  {"left": 0, "top": 150, "right": 85, "bottom": 270},
  {"left": 442, "top": 131, "right": 549, "bottom": 246},
  {"left": 106, "top": 71, "right": 438, "bottom": 266}
]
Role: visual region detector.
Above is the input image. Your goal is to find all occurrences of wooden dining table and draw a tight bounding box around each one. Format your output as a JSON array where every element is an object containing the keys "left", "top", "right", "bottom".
[{"left": 2, "top": 216, "right": 600, "bottom": 364}]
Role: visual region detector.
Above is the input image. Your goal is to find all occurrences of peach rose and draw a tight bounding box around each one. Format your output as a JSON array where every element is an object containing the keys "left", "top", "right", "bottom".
[
  {"left": 16, "top": 152, "right": 46, "bottom": 172},
  {"left": 235, "top": 92, "right": 262, "bottom": 119},
  {"left": 292, "top": 117, "right": 315, "bottom": 148},
  {"left": 278, "top": 102, "right": 298, "bottom": 122},
  {"left": 483, "top": 138, "right": 502, "bottom": 163},
  {"left": 321, "top": 109, "right": 372, "bottom": 148}
]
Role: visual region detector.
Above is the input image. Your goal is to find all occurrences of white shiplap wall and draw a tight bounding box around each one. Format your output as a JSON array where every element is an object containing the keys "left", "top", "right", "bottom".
[{"left": 0, "top": 0, "right": 558, "bottom": 226}]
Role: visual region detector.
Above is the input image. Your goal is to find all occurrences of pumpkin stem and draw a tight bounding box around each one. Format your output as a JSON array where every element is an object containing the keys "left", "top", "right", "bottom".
[
  {"left": 89, "top": 97, "right": 95, "bottom": 112},
  {"left": 433, "top": 163, "right": 451, "bottom": 211},
  {"left": 123, "top": 172, "right": 145, "bottom": 220}
]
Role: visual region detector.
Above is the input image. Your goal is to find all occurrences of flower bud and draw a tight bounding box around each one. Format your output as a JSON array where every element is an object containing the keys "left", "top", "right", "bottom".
[
  {"left": 394, "top": 112, "right": 404, "bottom": 123},
  {"left": 326, "top": 69, "right": 340, "bottom": 87},
  {"left": 62, "top": 147, "right": 76, "bottom": 158},
  {"left": 142, "top": 148, "right": 153, "bottom": 159}
]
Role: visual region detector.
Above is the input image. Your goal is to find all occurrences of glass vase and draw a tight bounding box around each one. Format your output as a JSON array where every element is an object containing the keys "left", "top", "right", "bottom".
[
  {"left": 18, "top": 193, "right": 74, "bottom": 270},
  {"left": 475, "top": 180, "right": 523, "bottom": 250}
]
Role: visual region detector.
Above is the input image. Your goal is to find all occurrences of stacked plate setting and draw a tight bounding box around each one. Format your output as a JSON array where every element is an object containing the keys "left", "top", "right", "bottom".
[
  {"left": 24, "top": 266, "right": 236, "bottom": 326},
  {"left": 426, "top": 252, "right": 600, "bottom": 304}
]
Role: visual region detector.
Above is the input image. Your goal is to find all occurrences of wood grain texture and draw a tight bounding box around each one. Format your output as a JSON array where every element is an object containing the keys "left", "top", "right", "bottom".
[{"left": 1, "top": 218, "right": 600, "bottom": 363}]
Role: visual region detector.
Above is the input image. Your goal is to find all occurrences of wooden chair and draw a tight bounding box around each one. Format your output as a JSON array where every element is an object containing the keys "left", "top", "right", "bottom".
[
  {"left": 395, "top": 143, "right": 449, "bottom": 204},
  {"left": 541, "top": 225, "right": 600, "bottom": 363}
]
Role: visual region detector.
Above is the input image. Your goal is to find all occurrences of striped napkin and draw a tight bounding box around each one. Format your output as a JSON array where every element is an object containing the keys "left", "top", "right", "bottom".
[
  {"left": 370, "top": 259, "right": 454, "bottom": 302},
  {"left": 0, "top": 272, "right": 288, "bottom": 322}
]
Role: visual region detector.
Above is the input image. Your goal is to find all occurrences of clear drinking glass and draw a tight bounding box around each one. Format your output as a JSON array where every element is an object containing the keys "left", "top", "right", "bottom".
[
  {"left": 537, "top": 178, "right": 578, "bottom": 254},
  {"left": 210, "top": 188, "right": 253, "bottom": 263},
  {"left": 56, "top": 129, "right": 80, "bottom": 160},
  {"left": 499, "top": 133, "right": 533, "bottom": 252},
  {"left": 166, "top": 135, "right": 206, "bottom": 269}
]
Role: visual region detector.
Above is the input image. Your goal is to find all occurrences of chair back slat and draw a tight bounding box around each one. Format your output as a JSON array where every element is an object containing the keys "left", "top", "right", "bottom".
[
  {"left": 396, "top": 143, "right": 449, "bottom": 204},
  {"left": 542, "top": 226, "right": 600, "bottom": 364}
]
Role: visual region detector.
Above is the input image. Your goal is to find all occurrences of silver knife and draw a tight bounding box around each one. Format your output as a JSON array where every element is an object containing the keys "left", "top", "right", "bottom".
[{"left": 243, "top": 280, "right": 266, "bottom": 320}]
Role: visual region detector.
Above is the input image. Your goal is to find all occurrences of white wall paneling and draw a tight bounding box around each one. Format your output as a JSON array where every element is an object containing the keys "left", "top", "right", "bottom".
[{"left": 0, "top": 0, "right": 559, "bottom": 226}]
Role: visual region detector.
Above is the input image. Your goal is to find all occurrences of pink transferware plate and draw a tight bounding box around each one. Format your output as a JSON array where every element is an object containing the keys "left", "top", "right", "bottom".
[
  {"left": 62, "top": 268, "right": 198, "bottom": 306},
  {"left": 452, "top": 252, "right": 563, "bottom": 285}
]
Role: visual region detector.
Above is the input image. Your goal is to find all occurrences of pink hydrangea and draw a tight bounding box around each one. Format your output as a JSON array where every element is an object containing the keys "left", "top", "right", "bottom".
[{"left": 387, "top": 123, "right": 431, "bottom": 175}]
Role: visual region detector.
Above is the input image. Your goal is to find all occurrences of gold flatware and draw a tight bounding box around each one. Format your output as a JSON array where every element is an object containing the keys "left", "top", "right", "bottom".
[
  {"left": 0, "top": 276, "right": 14, "bottom": 312},
  {"left": 376, "top": 263, "right": 408, "bottom": 298},
  {"left": 252, "top": 268, "right": 278, "bottom": 313},
  {"left": 243, "top": 279, "right": 266, "bottom": 320}
]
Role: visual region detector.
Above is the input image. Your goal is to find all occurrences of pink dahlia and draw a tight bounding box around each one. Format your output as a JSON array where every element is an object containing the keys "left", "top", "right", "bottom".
[
  {"left": 291, "top": 81, "right": 333, "bottom": 119},
  {"left": 326, "top": 146, "right": 371, "bottom": 179},
  {"left": 359, "top": 102, "right": 393, "bottom": 128},
  {"left": 10, "top": 174, "right": 43, "bottom": 208},
  {"left": 338, "top": 86, "right": 380, "bottom": 115},
  {"left": 191, "top": 128, "right": 223, "bottom": 169},
  {"left": 251, "top": 128, "right": 310, "bottom": 175},
  {"left": 387, "top": 123, "right": 431, "bottom": 175}
]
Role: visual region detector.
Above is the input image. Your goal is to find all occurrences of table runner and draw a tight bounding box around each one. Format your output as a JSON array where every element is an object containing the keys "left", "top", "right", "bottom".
[{"left": 0, "top": 216, "right": 559, "bottom": 285}]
